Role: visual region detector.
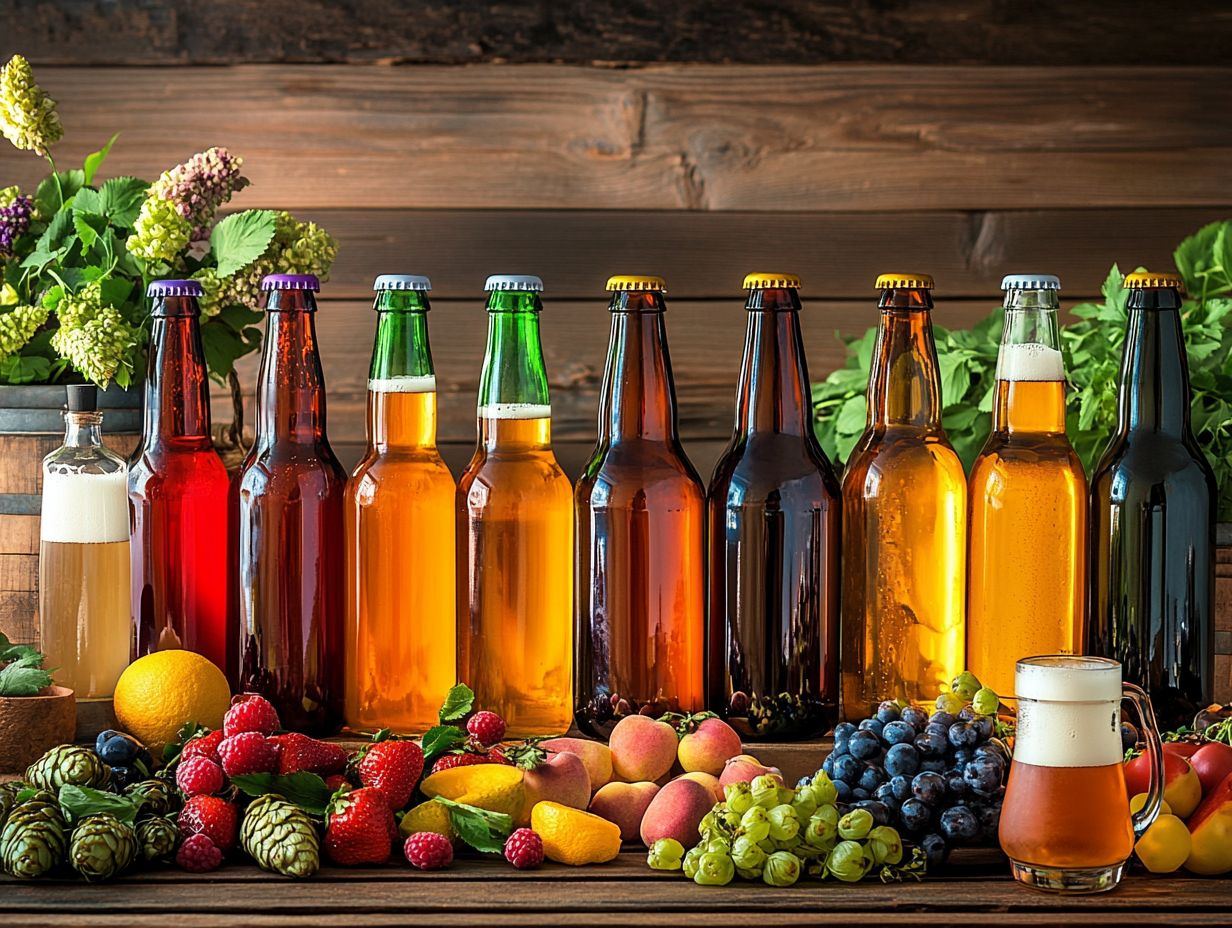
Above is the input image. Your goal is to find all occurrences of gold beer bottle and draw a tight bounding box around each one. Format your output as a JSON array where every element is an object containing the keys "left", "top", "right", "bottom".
[
  {"left": 968, "top": 275, "right": 1087, "bottom": 697},
  {"left": 345, "top": 275, "right": 456, "bottom": 734},
  {"left": 457, "top": 275, "right": 574, "bottom": 737},
  {"left": 841, "top": 274, "right": 966, "bottom": 718}
]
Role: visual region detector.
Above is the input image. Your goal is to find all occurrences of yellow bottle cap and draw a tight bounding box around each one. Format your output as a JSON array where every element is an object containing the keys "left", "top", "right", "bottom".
[
  {"left": 606, "top": 275, "right": 667, "bottom": 292},
  {"left": 1122, "top": 270, "right": 1184, "bottom": 291},
  {"left": 743, "top": 273, "right": 802, "bottom": 290},
  {"left": 875, "top": 273, "right": 934, "bottom": 291}
]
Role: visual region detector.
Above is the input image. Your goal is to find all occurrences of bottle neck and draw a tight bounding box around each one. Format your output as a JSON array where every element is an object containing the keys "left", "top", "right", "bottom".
[
  {"left": 477, "top": 291, "right": 550, "bottom": 451},
  {"left": 143, "top": 300, "right": 213, "bottom": 449},
  {"left": 1118, "top": 288, "right": 1193, "bottom": 437},
  {"left": 368, "top": 292, "right": 436, "bottom": 451},
  {"left": 63, "top": 411, "right": 104, "bottom": 449},
  {"left": 256, "top": 291, "right": 328, "bottom": 443},
  {"left": 993, "top": 291, "right": 1067, "bottom": 434},
  {"left": 735, "top": 287, "right": 812, "bottom": 436},
  {"left": 867, "top": 288, "right": 943, "bottom": 430},
  {"left": 598, "top": 291, "right": 678, "bottom": 443}
]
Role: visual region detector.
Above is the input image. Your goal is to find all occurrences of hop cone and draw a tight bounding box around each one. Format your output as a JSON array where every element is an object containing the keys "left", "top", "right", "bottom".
[
  {"left": 127, "top": 779, "right": 176, "bottom": 818},
  {"left": 127, "top": 194, "right": 192, "bottom": 266},
  {"left": 0, "top": 55, "right": 62, "bottom": 155},
  {"left": 206, "top": 211, "right": 338, "bottom": 312},
  {"left": 25, "top": 745, "right": 112, "bottom": 792},
  {"left": 0, "top": 781, "right": 28, "bottom": 830},
  {"left": 0, "top": 790, "right": 67, "bottom": 878},
  {"left": 50, "top": 281, "right": 140, "bottom": 388},
  {"left": 69, "top": 814, "right": 138, "bottom": 881},
  {"left": 135, "top": 816, "right": 179, "bottom": 862},
  {"left": 0, "top": 303, "right": 51, "bottom": 363},
  {"left": 240, "top": 795, "right": 320, "bottom": 879},
  {"left": 149, "top": 147, "right": 249, "bottom": 241}
]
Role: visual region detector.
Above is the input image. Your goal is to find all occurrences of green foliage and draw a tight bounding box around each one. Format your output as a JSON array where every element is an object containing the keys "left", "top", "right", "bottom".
[
  {"left": 0, "top": 631, "right": 53, "bottom": 696},
  {"left": 813, "top": 220, "right": 1232, "bottom": 519},
  {"left": 209, "top": 209, "right": 275, "bottom": 277}
]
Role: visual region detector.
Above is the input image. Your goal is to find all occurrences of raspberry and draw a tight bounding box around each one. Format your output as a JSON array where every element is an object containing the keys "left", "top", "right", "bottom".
[
  {"left": 466, "top": 710, "right": 507, "bottom": 747},
  {"left": 178, "top": 795, "right": 239, "bottom": 851},
  {"left": 503, "top": 828, "right": 544, "bottom": 870},
  {"left": 223, "top": 694, "right": 280, "bottom": 737},
  {"left": 218, "top": 732, "right": 280, "bottom": 777},
  {"left": 404, "top": 831, "right": 453, "bottom": 870},
  {"left": 176, "top": 756, "right": 224, "bottom": 797},
  {"left": 176, "top": 834, "right": 223, "bottom": 873},
  {"left": 430, "top": 748, "right": 509, "bottom": 774},
  {"left": 323, "top": 774, "right": 350, "bottom": 793},
  {"left": 181, "top": 729, "right": 224, "bottom": 765}
]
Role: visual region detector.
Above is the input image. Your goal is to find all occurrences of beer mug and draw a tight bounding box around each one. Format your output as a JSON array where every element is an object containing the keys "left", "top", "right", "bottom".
[{"left": 999, "top": 656, "right": 1163, "bottom": 893}]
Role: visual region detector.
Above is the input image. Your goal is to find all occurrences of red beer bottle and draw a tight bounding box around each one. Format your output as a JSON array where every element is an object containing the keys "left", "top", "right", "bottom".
[
  {"left": 129, "top": 279, "right": 233, "bottom": 674},
  {"left": 237, "top": 274, "right": 346, "bottom": 734}
]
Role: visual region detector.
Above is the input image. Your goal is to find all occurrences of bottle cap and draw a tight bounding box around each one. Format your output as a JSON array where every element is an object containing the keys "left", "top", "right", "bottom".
[
  {"left": 261, "top": 273, "right": 320, "bottom": 292},
  {"left": 1122, "top": 270, "right": 1184, "bottom": 291},
  {"left": 1001, "top": 274, "right": 1060, "bottom": 291},
  {"left": 605, "top": 275, "right": 666, "bottom": 292},
  {"left": 484, "top": 274, "right": 543, "bottom": 293},
  {"left": 65, "top": 384, "right": 98, "bottom": 412},
  {"left": 374, "top": 274, "right": 432, "bottom": 292},
  {"left": 875, "top": 273, "right": 934, "bottom": 291},
  {"left": 743, "top": 273, "right": 801, "bottom": 290},
  {"left": 146, "top": 279, "right": 204, "bottom": 298}
]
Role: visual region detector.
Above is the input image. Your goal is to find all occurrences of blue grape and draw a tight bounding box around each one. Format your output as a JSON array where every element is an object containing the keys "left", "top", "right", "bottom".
[
  {"left": 889, "top": 775, "right": 913, "bottom": 803},
  {"left": 911, "top": 771, "right": 946, "bottom": 806},
  {"left": 945, "top": 770, "right": 968, "bottom": 799},
  {"left": 97, "top": 732, "right": 141, "bottom": 766},
  {"left": 881, "top": 720, "right": 915, "bottom": 746},
  {"left": 898, "top": 798, "right": 932, "bottom": 832},
  {"left": 901, "top": 706, "right": 929, "bottom": 732},
  {"left": 1120, "top": 722, "right": 1139, "bottom": 753},
  {"left": 963, "top": 756, "right": 1003, "bottom": 794},
  {"left": 914, "top": 729, "right": 947, "bottom": 758},
  {"left": 876, "top": 701, "right": 901, "bottom": 724},
  {"left": 833, "top": 753, "right": 862, "bottom": 784},
  {"left": 976, "top": 801, "right": 1002, "bottom": 840},
  {"left": 858, "top": 764, "right": 884, "bottom": 792},
  {"left": 821, "top": 754, "right": 836, "bottom": 779},
  {"left": 833, "top": 779, "right": 853, "bottom": 802},
  {"left": 884, "top": 743, "right": 921, "bottom": 778},
  {"left": 975, "top": 741, "right": 1008, "bottom": 763},
  {"left": 848, "top": 730, "right": 881, "bottom": 761},
  {"left": 970, "top": 716, "right": 995, "bottom": 742},
  {"left": 851, "top": 788, "right": 870, "bottom": 801},
  {"left": 833, "top": 721, "right": 856, "bottom": 754},
  {"left": 939, "top": 805, "right": 979, "bottom": 843},
  {"left": 947, "top": 721, "right": 978, "bottom": 749},
  {"left": 958, "top": 705, "right": 977, "bottom": 722},
  {"left": 920, "top": 833, "right": 948, "bottom": 869},
  {"left": 873, "top": 783, "right": 899, "bottom": 809},
  {"left": 919, "top": 758, "right": 946, "bottom": 774},
  {"left": 952, "top": 747, "right": 974, "bottom": 767},
  {"left": 796, "top": 774, "right": 814, "bottom": 789},
  {"left": 852, "top": 799, "right": 891, "bottom": 826},
  {"left": 929, "top": 710, "right": 957, "bottom": 729},
  {"left": 858, "top": 718, "right": 885, "bottom": 738}
]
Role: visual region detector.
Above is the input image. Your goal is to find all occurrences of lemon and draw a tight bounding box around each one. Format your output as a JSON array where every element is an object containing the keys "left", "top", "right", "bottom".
[
  {"left": 399, "top": 799, "right": 457, "bottom": 843},
  {"left": 1130, "top": 792, "right": 1172, "bottom": 817},
  {"left": 1135, "top": 813, "right": 1191, "bottom": 874},
  {"left": 113, "top": 650, "right": 231, "bottom": 750},
  {"left": 420, "top": 765, "right": 526, "bottom": 820},
  {"left": 531, "top": 801, "right": 622, "bottom": 866}
]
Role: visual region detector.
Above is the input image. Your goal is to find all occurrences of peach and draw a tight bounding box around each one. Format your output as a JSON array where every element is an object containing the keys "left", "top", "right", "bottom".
[
  {"left": 540, "top": 737, "right": 613, "bottom": 791},
  {"left": 588, "top": 781, "right": 659, "bottom": 841},
  {"left": 718, "top": 753, "right": 782, "bottom": 789},
  {"left": 1125, "top": 751, "right": 1202, "bottom": 819},
  {"left": 609, "top": 715, "right": 678, "bottom": 783},
  {"left": 639, "top": 777, "right": 716, "bottom": 849},
  {"left": 677, "top": 717, "right": 743, "bottom": 776},
  {"left": 518, "top": 751, "right": 591, "bottom": 825},
  {"left": 677, "top": 771, "right": 723, "bottom": 802}
]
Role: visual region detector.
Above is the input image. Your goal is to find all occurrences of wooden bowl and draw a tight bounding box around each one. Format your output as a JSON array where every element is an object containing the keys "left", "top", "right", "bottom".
[{"left": 0, "top": 686, "right": 76, "bottom": 774}]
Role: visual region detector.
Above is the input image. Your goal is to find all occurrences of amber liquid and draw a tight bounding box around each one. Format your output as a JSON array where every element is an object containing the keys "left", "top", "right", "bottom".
[
  {"left": 346, "top": 386, "right": 456, "bottom": 734},
  {"left": 968, "top": 379, "right": 1087, "bottom": 697},
  {"left": 457, "top": 411, "right": 574, "bottom": 737}
]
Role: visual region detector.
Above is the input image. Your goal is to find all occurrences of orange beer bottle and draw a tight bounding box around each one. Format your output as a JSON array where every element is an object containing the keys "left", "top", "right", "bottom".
[
  {"left": 841, "top": 274, "right": 966, "bottom": 718},
  {"left": 457, "top": 275, "right": 574, "bottom": 737},
  {"left": 345, "top": 275, "right": 456, "bottom": 734}
]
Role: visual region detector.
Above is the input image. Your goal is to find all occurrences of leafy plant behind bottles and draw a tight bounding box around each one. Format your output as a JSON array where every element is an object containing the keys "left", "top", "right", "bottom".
[{"left": 812, "top": 220, "right": 1232, "bottom": 520}]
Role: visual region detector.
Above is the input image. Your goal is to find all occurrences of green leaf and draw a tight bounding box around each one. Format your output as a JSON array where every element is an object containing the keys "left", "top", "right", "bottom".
[
  {"left": 210, "top": 209, "right": 276, "bottom": 276},
  {"left": 937, "top": 353, "right": 970, "bottom": 408},
  {"left": 34, "top": 170, "right": 85, "bottom": 218},
  {"left": 434, "top": 797, "right": 512, "bottom": 854},
  {"left": 230, "top": 772, "right": 334, "bottom": 817},
  {"left": 71, "top": 187, "right": 103, "bottom": 215},
  {"left": 835, "top": 395, "right": 866, "bottom": 435},
  {"left": 420, "top": 724, "right": 467, "bottom": 763},
  {"left": 0, "top": 354, "right": 53, "bottom": 385},
  {"left": 0, "top": 642, "right": 42, "bottom": 664},
  {"left": 438, "top": 684, "right": 476, "bottom": 723},
  {"left": 82, "top": 134, "right": 118, "bottom": 186},
  {"left": 0, "top": 659, "right": 53, "bottom": 696},
  {"left": 72, "top": 213, "right": 106, "bottom": 250},
  {"left": 98, "top": 176, "right": 148, "bottom": 228},
  {"left": 58, "top": 785, "right": 142, "bottom": 826},
  {"left": 199, "top": 314, "right": 262, "bottom": 383}
]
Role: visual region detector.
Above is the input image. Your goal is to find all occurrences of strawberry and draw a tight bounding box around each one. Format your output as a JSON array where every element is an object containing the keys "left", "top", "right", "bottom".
[
  {"left": 357, "top": 739, "right": 424, "bottom": 811},
  {"left": 324, "top": 786, "right": 395, "bottom": 866},
  {"left": 430, "top": 748, "right": 509, "bottom": 775},
  {"left": 177, "top": 795, "right": 239, "bottom": 851},
  {"left": 271, "top": 732, "right": 348, "bottom": 776}
]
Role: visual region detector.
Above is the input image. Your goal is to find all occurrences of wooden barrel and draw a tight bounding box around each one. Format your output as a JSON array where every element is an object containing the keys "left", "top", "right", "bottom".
[{"left": 0, "top": 385, "right": 141, "bottom": 648}]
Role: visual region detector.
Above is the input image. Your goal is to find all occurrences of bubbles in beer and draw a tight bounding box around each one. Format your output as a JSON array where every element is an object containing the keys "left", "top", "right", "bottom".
[
  {"left": 478, "top": 403, "right": 551, "bottom": 419},
  {"left": 367, "top": 375, "right": 436, "bottom": 394},
  {"left": 41, "top": 468, "right": 129, "bottom": 543},
  {"left": 995, "top": 342, "right": 1064, "bottom": 382}
]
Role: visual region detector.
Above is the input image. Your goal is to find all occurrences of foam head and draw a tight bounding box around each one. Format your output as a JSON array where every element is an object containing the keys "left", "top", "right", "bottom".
[
  {"left": 996, "top": 342, "right": 1064, "bottom": 382},
  {"left": 368, "top": 375, "right": 436, "bottom": 394},
  {"left": 1013, "top": 656, "right": 1123, "bottom": 768},
  {"left": 477, "top": 403, "right": 551, "bottom": 419},
  {"left": 40, "top": 469, "right": 130, "bottom": 544}
]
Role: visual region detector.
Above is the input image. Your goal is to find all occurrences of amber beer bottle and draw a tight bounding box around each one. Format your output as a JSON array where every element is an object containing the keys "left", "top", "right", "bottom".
[
  {"left": 457, "top": 275, "right": 573, "bottom": 738},
  {"left": 708, "top": 274, "right": 840, "bottom": 739},
  {"left": 574, "top": 275, "right": 705, "bottom": 737},
  {"left": 1088, "top": 271, "right": 1216, "bottom": 730},
  {"left": 345, "top": 275, "right": 456, "bottom": 734},
  {"left": 237, "top": 274, "right": 346, "bottom": 735},
  {"left": 967, "top": 275, "right": 1087, "bottom": 698},
  {"left": 841, "top": 274, "right": 966, "bottom": 718}
]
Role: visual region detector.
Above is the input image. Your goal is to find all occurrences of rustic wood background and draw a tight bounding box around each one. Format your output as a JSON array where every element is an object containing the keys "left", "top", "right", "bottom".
[{"left": 2, "top": 1, "right": 1231, "bottom": 698}]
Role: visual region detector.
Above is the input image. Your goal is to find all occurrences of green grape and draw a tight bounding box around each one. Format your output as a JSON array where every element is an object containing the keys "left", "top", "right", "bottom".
[
  {"left": 724, "top": 782, "right": 754, "bottom": 816},
  {"left": 750, "top": 775, "right": 781, "bottom": 810},
  {"left": 807, "top": 771, "right": 838, "bottom": 807},
  {"left": 720, "top": 809, "right": 741, "bottom": 832},
  {"left": 736, "top": 865, "right": 763, "bottom": 881},
  {"left": 838, "top": 808, "right": 873, "bottom": 840},
  {"left": 767, "top": 804, "right": 800, "bottom": 842},
  {"left": 694, "top": 851, "right": 735, "bottom": 887},
  {"left": 972, "top": 686, "right": 1000, "bottom": 717},
  {"left": 777, "top": 786, "right": 796, "bottom": 806},
  {"left": 698, "top": 810, "right": 719, "bottom": 838},
  {"left": 683, "top": 845, "right": 704, "bottom": 880},
  {"left": 757, "top": 837, "right": 776, "bottom": 854},
  {"left": 771, "top": 835, "right": 801, "bottom": 852},
  {"left": 952, "top": 670, "right": 982, "bottom": 700},
  {"left": 731, "top": 834, "right": 767, "bottom": 871},
  {"left": 705, "top": 837, "right": 732, "bottom": 856},
  {"left": 935, "top": 691, "right": 965, "bottom": 714},
  {"left": 803, "top": 807, "right": 838, "bottom": 850},
  {"left": 790, "top": 788, "right": 817, "bottom": 820},
  {"left": 826, "top": 840, "right": 873, "bottom": 883},
  {"left": 739, "top": 806, "right": 771, "bottom": 844},
  {"left": 762, "top": 850, "right": 802, "bottom": 887},
  {"left": 647, "top": 838, "right": 685, "bottom": 870},
  {"left": 866, "top": 826, "right": 903, "bottom": 866},
  {"left": 795, "top": 841, "right": 826, "bottom": 861}
]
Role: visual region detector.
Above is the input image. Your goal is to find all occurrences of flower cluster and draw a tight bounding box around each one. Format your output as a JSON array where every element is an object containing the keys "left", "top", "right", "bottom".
[
  {"left": 0, "top": 189, "right": 33, "bottom": 257},
  {"left": 50, "top": 282, "right": 140, "bottom": 387},
  {"left": 127, "top": 195, "right": 193, "bottom": 267},
  {"left": 0, "top": 55, "right": 62, "bottom": 155},
  {"left": 0, "top": 303, "right": 51, "bottom": 363},
  {"left": 149, "top": 147, "right": 250, "bottom": 242}
]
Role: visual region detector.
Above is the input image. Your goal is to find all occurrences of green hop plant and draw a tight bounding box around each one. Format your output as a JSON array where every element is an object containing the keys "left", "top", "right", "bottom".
[
  {"left": 693, "top": 850, "right": 735, "bottom": 887},
  {"left": 767, "top": 804, "right": 800, "bottom": 842},
  {"left": 866, "top": 826, "right": 904, "bottom": 866},
  {"left": 0, "top": 185, "right": 20, "bottom": 207},
  {"left": 972, "top": 687, "right": 1000, "bottom": 716},
  {"left": 0, "top": 304, "right": 50, "bottom": 364},
  {"left": 127, "top": 193, "right": 192, "bottom": 265},
  {"left": 838, "top": 808, "right": 874, "bottom": 841},
  {"left": 49, "top": 282, "right": 141, "bottom": 388},
  {"left": 826, "top": 839, "right": 873, "bottom": 882},
  {"left": 762, "top": 850, "right": 802, "bottom": 887},
  {"left": 790, "top": 787, "right": 817, "bottom": 821},
  {"left": 739, "top": 805, "right": 770, "bottom": 844},
  {"left": 935, "top": 691, "right": 965, "bottom": 715},
  {"left": 807, "top": 772, "right": 839, "bottom": 807},
  {"left": 646, "top": 838, "right": 684, "bottom": 871},
  {"left": 723, "top": 782, "right": 754, "bottom": 816},
  {"left": 0, "top": 55, "right": 62, "bottom": 155},
  {"left": 750, "top": 774, "right": 781, "bottom": 810},
  {"left": 682, "top": 844, "right": 704, "bottom": 880},
  {"left": 803, "top": 806, "right": 839, "bottom": 850},
  {"left": 731, "top": 833, "right": 767, "bottom": 872},
  {"left": 952, "top": 670, "right": 982, "bottom": 700}
]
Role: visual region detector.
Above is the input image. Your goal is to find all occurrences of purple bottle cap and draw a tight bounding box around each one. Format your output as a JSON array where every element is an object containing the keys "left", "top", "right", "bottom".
[
  {"left": 147, "top": 279, "right": 204, "bottom": 298},
  {"left": 261, "top": 273, "right": 320, "bottom": 292}
]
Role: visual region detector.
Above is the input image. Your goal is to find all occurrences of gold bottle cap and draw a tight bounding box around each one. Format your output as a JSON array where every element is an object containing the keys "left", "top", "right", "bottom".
[
  {"left": 875, "top": 273, "right": 934, "bottom": 291},
  {"left": 743, "top": 273, "right": 802, "bottom": 290},
  {"left": 605, "top": 275, "right": 667, "bottom": 292},
  {"left": 1122, "top": 270, "right": 1184, "bottom": 291}
]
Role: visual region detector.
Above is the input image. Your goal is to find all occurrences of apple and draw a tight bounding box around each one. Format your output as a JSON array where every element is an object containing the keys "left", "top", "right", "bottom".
[
  {"left": 1185, "top": 771, "right": 1232, "bottom": 875},
  {"left": 1162, "top": 741, "right": 1202, "bottom": 760},
  {"left": 1123, "top": 750, "right": 1201, "bottom": 818},
  {"left": 1190, "top": 741, "right": 1232, "bottom": 797}
]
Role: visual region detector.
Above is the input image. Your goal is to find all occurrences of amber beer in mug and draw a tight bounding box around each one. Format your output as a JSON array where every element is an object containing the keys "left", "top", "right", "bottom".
[{"left": 1000, "top": 656, "right": 1164, "bottom": 893}]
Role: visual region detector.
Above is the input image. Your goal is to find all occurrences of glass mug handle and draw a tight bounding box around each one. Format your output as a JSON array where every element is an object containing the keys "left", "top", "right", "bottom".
[{"left": 1122, "top": 682, "right": 1164, "bottom": 838}]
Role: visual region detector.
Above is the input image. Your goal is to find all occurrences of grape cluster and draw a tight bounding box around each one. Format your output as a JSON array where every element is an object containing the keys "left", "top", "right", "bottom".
[
  {"left": 648, "top": 772, "right": 923, "bottom": 886},
  {"left": 820, "top": 671, "right": 1009, "bottom": 869}
]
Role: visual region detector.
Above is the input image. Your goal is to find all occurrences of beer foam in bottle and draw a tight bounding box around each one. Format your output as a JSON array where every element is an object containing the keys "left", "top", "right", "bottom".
[
  {"left": 996, "top": 342, "right": 1065, "bottom": 382},
  {"left": 367, "top": 375, "right": 436, "bottom": 394},
  {"left": 1013, "top": 656, "right": 1123, "bottom": 768},
  {"left": 478, "top": 403, "right": 552, "bottom": 419},
  {"left": 40, "top": 469, "right": 130, "bottom": 544}
]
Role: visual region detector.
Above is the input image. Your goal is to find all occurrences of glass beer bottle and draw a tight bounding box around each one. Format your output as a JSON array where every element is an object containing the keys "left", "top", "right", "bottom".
[
  {"left": 129, "top": 280, "right": 233, "bottom": 675},
  {"left": 574, "top": 275, "right": 705, "bottom": 737},
  {"left": 345, "top": 275, "right": 456, "bottom": 734},
  {"left": 38, "top": 385, "right": 131, "bottom": 698},
  {"left": 708, "top": 274, "right": 840, "bottom": 739},
  {"left": 1088, "top": 271, "right": 1216, "bottom": 730},
  {"left": 841, "top": 274, "right": 966, "bottom": 718},
  {"left": 967, "top": 275, "right": 1087, "bottom": 698},
  {"left": 237, "top": 274, "right": 347, "bottom": 735},
  {"left": 457, "top": 275, "right": 573, "bottom": 738}
]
